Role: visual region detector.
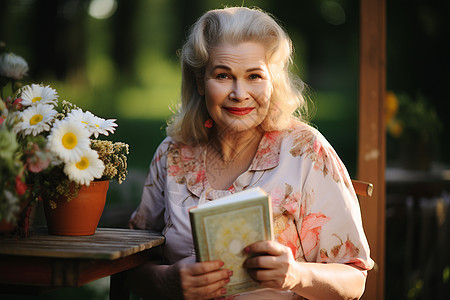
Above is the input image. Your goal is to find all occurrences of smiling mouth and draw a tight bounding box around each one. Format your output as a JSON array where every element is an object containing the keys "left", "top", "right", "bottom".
[{"left": 224, "top": 107, "right": 255, "bottom": 115}]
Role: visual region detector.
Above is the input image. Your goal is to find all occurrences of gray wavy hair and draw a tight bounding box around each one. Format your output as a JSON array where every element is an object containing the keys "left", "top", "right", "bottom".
[{"left": 167, "top": 6, "right": 306, "bottom": 145}]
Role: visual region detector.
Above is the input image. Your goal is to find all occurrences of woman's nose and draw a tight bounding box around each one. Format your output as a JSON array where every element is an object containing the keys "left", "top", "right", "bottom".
[{"left": 229, "top": 80, "right": 249, "bottom": 101}]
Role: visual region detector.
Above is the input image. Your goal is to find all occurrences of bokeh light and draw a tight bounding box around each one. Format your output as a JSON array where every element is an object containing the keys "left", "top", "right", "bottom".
[{"left": 88, "top": 0, "right": 117, "bottom": 20}]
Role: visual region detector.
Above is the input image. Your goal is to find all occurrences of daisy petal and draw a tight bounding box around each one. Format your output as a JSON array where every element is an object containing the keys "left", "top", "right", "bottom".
[
  {"left": 98, "top": 119, "right": 117, "bottom": 136},
  {"left": 21, "top": 84, "right": 58, "bottom": 107},
  {"left": 15, "top": 104, "right": 57, "bottom": 136},
  {"left": 63, "top": 148, "right": 105, "bottom": 186},
  {"left": 47, "top": 120, "right": 91, "bottom": 163}
]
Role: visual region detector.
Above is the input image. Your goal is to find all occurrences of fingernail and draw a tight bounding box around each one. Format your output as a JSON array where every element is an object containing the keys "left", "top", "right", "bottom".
[
  {"left": 221, "top": 289, "right": 227, "bottom": 294},
  {"left": 225, "top": 278, "right": 230, "bottom": 284},
  {"left": 244, "top": 246, "right": 250, "bottom": 253},
  {"left": 219, "top": 261, "right": 225, "bottom": 267},
  {"left": 228, "top": 270, "right": 233, "bottom": 276}
]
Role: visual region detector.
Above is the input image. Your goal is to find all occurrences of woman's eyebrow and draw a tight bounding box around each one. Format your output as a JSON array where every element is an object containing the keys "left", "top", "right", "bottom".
[
  {"left": 212, "top": 65, "right": 265, "bottom": 72},
  {"left": 212, "top": 65, "right": 231, "bottom": 71},
  {"left": 246, "top": 67, "right": 265, "bottom": 72}
]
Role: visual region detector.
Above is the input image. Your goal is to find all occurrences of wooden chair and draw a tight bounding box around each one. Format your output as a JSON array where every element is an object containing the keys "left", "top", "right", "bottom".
[{"left": 351, "top": 180, "right": 373, "bottom": 197}]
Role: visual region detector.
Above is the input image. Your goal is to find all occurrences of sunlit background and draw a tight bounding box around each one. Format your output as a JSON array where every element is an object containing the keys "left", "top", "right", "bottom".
[{"left": 1, "top": 0, "right": 449, "bottom": 299}]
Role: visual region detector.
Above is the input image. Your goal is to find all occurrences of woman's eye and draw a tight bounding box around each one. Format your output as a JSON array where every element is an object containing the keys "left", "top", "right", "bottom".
[
  {"left": 216, "top": 73, "right": 229, "bottom": 79},
  {"left": 249, "top": 74, "right": 262, "bottom": 80}
]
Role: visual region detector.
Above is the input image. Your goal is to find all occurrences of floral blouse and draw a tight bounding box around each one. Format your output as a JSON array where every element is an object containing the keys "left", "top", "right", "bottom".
[{"left": 129, "top": 121, "right": 374, "bottom": 299}]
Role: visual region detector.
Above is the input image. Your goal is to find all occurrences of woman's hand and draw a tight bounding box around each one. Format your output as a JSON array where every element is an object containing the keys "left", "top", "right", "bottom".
[
  {"left": 243, "top": 240, "right": 301, "bottom": 291},
  {"left": 177, "top": 257, "right": 233, "bottom": 300}
]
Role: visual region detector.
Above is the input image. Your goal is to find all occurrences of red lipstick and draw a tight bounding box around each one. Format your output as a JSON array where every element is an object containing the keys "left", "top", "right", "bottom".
[{"left": 224, "top": 107, "right": 254, "bottom": 115}]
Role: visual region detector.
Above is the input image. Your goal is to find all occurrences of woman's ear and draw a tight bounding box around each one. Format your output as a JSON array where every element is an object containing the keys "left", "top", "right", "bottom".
[{"left": 196, "top": 75, "right": 205, "bottom": 96}]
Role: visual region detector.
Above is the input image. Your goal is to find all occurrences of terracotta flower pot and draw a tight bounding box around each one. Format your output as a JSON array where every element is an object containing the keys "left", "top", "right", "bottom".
[{"left": 44, "top": 180, "right": 109, "bottom": 236}]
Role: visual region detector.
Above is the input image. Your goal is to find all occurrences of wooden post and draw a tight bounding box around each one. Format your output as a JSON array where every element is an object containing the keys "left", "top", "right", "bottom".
[{"left": 359, "top": 0, "right": 386, "bottom": 299}]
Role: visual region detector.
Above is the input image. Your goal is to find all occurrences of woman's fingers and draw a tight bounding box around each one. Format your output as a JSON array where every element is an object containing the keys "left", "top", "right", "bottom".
[
  {"left": 247, "top": 267, "right": 281, "bottom": 281},
  {"left": 244, "top": 241, "right": 291, "bottom": 269},
  {"left": 243, "top": 241, "right": 301, "bottom": 290},
  {"left": 181, "top": 260, "right": 224, "bottom": 276},
  {"left": 184, "top": 277, "right": 230, "bottom": 299},
  {"left": 244, "top": 253, "right": 278, "bottom": 269},
  {"left": 184, "top": 267, "right": 232, "bottom": 287},
  {"left": 245, "top": 240, "right": 285, "bottom": 256},
  {"left": 178, "top": 260, "right": 233, "bottom": 299}
]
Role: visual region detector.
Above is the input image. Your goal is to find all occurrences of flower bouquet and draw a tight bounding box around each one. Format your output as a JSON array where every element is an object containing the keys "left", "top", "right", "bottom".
[{"left": 0, "top": 46, "right": 129, "bottom": 235}]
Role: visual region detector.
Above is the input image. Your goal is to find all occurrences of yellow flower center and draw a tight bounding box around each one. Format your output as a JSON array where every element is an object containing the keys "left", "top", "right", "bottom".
[
  {"left": 29, "top": 114, "right": 43, "bottom": 125},
  {"left": 76, "top": 157, "right": 90, "bottom": 170},
  {"left": 62, "top": 132, "right": 78, "bottom": 149},
  {"left": 32, "top": 96, "right": 42, "bottom": 103}
]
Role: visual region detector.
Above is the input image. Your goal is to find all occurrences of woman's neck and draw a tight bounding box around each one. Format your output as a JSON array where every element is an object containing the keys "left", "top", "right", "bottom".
[
  {"left": 209, "top": 127, "right": 264, "bottom": 163},
  {"left": 206, "top": 127, "right": 264, "bottom": 190}
]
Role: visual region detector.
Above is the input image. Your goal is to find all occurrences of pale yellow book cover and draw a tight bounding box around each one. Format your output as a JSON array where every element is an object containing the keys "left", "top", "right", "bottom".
[{"left": 189, "top": 187, "right": 273, "bottom": 296}]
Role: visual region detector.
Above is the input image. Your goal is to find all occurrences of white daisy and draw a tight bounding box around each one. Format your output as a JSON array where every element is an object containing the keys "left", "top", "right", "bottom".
[
  {"left": 0, "top": 52, "right": 29, "bottom": 80},
  {"left": 66, "top": 109, "right": 97, "bottom": 137},
  {"left": 20, "top": 84, "right": 58, "bottom": 106},
  {"left": 66, "top": 108, "right": 92, "bottom": 128},
  {"left": 47, "top": 120, "right": 91, "bottom": 163},
  {"left": 15, "top": 104, "right": 57, "bottom": 136},
  {"left": 84, "top": 111, "right": 117, "bottom": 137},
  {"left": 66, "top": 109, "right": 117, "bottom": 138},
  {"left": 97, "top": 117, "right": 117, "bottom": 137},
  {"left": 64, "top": 148, "right": 105, "bottom": 186}
]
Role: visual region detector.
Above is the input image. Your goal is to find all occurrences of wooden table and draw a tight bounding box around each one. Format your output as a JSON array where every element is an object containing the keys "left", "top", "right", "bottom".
[{"left": 0, "top": 227, "right": 165, "bottom": 299}]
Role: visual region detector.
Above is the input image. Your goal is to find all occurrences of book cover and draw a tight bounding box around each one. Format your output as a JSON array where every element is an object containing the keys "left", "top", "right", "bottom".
[{"left": 189, "top": 187, "right": 273, "bottom": 296}]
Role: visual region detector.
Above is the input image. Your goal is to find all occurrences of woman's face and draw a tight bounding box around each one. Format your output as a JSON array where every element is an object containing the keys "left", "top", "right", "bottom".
[{"left": 200, "top": 41, "right": 272, "bottom": 135}]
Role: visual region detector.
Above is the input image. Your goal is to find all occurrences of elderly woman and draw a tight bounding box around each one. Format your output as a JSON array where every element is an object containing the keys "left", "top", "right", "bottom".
[{"left": 127, "top": 6, "right": 374, "bottom": 300}]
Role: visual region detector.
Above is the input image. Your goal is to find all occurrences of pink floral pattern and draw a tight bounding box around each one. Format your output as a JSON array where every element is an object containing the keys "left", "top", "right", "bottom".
[
  {"left": 274, "top": 214, "right": 300, "bottom": 257},
  {"left": 299, "top": 213, "right": 330, "bottom": 257},
  {"left": 289, "top": 125, "right": 350, "bottom": 188},
  {"left": 251, "top": 130, "right": 284, "bottom": 170},
  {"left": 166, "top": 142, "right": 208, "bottom": 197},
  {"left": 130, "top": 121, "right": 374, "bottom": 298},
  {"left": 167, "top": 143, "right": 202, "bottom": 184},
  {"left": 320, "top": 234, "right": 362, "bottom": 266}
]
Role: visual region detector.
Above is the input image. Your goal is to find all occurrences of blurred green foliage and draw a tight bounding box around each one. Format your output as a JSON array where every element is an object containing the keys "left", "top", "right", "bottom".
[{"left": 0, "top": 0, "right": 362, "bottom": 177}]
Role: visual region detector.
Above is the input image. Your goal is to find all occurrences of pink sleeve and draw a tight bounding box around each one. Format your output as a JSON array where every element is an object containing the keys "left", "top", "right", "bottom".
[{"left": 297, "top": 133, "right": 374, "bottom": 271}]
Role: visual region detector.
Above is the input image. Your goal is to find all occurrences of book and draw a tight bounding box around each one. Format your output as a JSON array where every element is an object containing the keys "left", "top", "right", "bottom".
[{"left": 189, "top": 187, "right": 273, "bottom": 296}]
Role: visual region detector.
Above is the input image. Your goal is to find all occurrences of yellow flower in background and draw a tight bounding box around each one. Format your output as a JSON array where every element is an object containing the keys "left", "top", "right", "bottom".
[
  {"left": 385, "top": 91, "right": 404, "bottom": 138},
  {"left": 385, "top": 91, "right": 399, "bottom": 125},
  {"left": 387, "top": 119, "right": 403, "bottom": 138},
  {"left": 385, "top": 91, "right": 441, "bottom": 142}
]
